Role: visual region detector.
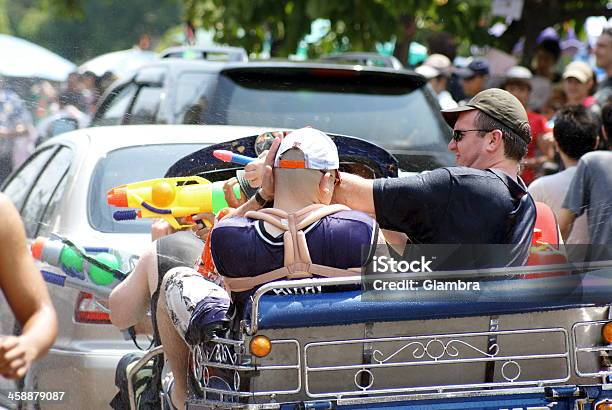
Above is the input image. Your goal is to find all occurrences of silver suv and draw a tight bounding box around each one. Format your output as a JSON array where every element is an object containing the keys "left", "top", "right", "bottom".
[{"left": 93, "top": 56, "right": 455, "bottom": 171}]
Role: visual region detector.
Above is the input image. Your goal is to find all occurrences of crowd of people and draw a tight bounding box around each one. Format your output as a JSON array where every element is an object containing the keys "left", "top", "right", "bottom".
[
  {"left": 0, "top": 70, "right": 116, "bottom": 183},
  {"left": 416, "top": 28, "right": 612, "bottom": 247}
]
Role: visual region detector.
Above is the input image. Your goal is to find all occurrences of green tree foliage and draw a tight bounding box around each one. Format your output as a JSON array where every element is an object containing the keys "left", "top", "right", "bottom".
[
  {"left": 180, "top": 0, "right": 494, "bottom": 59},
  {"left": 185, "top": 0, "right": 612, "bottom": 62},
  {"left": 7, "top": 0, "right": 182, "bottom": 63},
  {"left": 42, "top": 0, "right": 612, "bottom": 64},
  {"left": 0, "top": 0, "right": 12, "bottom": 34},
  {"left": 496, "top": 0, "right": 612, "bottom": 64}
]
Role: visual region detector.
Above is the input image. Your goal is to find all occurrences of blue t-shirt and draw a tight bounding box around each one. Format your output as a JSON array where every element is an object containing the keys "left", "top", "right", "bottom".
[{"left": 373, "top": 167, "right": 536, "bottom": 267}]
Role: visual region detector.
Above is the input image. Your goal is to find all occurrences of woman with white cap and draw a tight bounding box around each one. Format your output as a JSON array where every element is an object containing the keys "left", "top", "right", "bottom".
[{"left": 562, "top": 61, "right": 596, "bottom": 108}]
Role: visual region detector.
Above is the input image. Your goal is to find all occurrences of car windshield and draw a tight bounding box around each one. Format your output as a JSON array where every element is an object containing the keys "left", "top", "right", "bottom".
[
  {"left": 203, "top": 69, "right": 450, "bottom": 149},
  {"left": 88, "top": 144, "right": 204, "bottom": 233}
]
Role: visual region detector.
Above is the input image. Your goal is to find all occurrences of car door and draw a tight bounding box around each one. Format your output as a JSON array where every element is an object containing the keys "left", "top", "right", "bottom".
[{"left": 0, "top": 145, "right": 73, "bottom": 408}]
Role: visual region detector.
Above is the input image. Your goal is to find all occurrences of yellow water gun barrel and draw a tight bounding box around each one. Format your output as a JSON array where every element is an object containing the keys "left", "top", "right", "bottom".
[{"left": 107, "top": 176, "right": 240, "bottom": 229}]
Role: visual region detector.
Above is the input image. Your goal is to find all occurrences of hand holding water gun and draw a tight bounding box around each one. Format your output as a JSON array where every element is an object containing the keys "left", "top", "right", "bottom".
[{"left": 107, "top": 176, "right": 242, "bottom": 229}]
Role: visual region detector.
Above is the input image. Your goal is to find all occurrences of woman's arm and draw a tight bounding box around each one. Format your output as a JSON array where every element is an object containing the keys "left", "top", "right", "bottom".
[{"left": 0, "top": 195, "right": 58, "bottom": 379}]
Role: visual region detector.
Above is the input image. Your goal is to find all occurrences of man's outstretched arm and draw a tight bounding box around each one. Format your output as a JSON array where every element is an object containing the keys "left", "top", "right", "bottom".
[
  {"left": 0, "top": 194, "right": 58, "bottom": 379},
  {"left": 332, "top": 172, "right": 376, "bottom": 214}
]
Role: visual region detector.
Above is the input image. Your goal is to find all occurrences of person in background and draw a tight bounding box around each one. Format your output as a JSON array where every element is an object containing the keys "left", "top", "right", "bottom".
[
  {"left": 562, "top": 61, "right": 596, "bottom": 108},
  {"left": 97, "top": 71, "right": 118, "bottom": 96},
  {"left": 61, "top": 72, "right": 86, "bottom": 113},
  {"left": 36, "top": 91, "right": 90, "bottom": 144},
  {"left": 528, "top": 105, "right": 598, "bottom": 244},
  {"left": 594, "top": 27, "right": 612, "bottom": 106},
  {"left": 455, "top": 57, "right": 490, "bottom": 105},
  {"left": 0, "top": 193, "right": 58, "bottom": 379},
  {"left": 559, "top": 105, "right": 612, "bottom": 260},
  {"left": 530, "top": 39, "right": 562, "bottom": 111},
  {"left": 31, "top": 81, "right": 59, "bottom": 125},
  {"left": 0, "top": 79, "right": 37, "bottom": 183},
  {"left": 416, "top": 54, "right": 457, "bottom": 109},
  {"left": 80, "top": 71, "right": 99, "bottom": 114},
  {"left": 502, "top": 66, "right": 555, "bottom": 185},
  {"left": 539, "top": 83, "right": 567, "bottom": 121},
  {"left": 137, "top": 33, "right": 152, "bottom": 51}
]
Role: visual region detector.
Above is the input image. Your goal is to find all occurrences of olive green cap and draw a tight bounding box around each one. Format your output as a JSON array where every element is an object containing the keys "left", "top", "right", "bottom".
[{"left": 441, "top": 88, "right": 531, "bottom": 144}]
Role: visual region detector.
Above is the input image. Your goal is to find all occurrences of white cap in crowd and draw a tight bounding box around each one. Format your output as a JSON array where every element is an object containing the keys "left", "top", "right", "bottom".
[
  {"left": 562, "top": 61, "right": 593, "bottom": 83},
  {"left": 424, "top": 54, "right": 452, "bottom": 74},
  {"left": 505, "top": 65, "right": 533, "bottom": 80},
  {"left": 415, "top": 65, "right": 440, "bottom": 79}
]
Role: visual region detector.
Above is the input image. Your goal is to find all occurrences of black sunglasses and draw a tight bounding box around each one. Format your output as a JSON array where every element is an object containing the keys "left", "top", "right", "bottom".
[{"left": 452, "top": 129, "right": 492, "bottom": 142}]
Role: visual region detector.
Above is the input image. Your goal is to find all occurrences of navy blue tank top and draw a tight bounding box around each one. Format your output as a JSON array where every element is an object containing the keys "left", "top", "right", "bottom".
[{"left": 210, "top": 210, "right": 376, "bottom": 299}]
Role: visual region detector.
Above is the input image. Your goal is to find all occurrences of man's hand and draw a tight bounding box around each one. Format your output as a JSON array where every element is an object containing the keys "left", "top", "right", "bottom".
[
  {"left": 243, "top": 151, "right": 267, "bottom": 188},
  {"left": 259, "top": 136, "right": 282, "bottom": 202},
  {"left": 223, "top": 136, "right": 283, "bottom": 219},
  {"left": 150, "top": 219, "right": 176, "bottom": 241},
  {"left": 222, "top": 177, "right": 247, "bottom": 208},
  {"left": 0, "top": 335, "right": 36, "bottom": 379},
  {"left": 191, "top": 212, "right": 215, "bottom": 240}
]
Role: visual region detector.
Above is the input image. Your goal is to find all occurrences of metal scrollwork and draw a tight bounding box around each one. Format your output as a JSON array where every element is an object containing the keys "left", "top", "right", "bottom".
[
  {"left": 192, "top": 345, "right": 204, "bottom": 391},
  {"left": 233, "top": 370, "right": 241, "bottom": 391},
  {"left": 204, "top": 341, "right": 239, "bottom": 366},
  {"left": 372, "top": 338, "right": 500, "bottom": 364}
]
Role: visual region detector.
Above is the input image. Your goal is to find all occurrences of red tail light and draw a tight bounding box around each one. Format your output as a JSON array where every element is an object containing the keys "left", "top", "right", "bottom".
[{"left": 74, "top": 292, "right": 112, "bottom": 324}]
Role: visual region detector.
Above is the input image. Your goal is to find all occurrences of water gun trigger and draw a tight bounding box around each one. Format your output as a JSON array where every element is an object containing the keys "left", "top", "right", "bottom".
[
  {"left": 165, "top": 216, "right": 192, "bottom": 230},
  {"left": 185, "top": 215, "right": 211, "bottom": 229}
]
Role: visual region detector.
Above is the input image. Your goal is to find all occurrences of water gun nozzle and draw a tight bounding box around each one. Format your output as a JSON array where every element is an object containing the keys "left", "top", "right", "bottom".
[
  {"left": 31, "top": 236, "right": 47, "bottom": 260},
  {"left": 107, "top": 186, "right": 128, "bottom": 207}
]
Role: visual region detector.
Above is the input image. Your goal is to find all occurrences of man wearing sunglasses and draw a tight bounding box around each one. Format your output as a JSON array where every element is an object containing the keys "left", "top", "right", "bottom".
[
  {"left": 329, "top": 88, "right": 537, "bottom": 267},
  {"left": 230, "top": 90, "right": 535, "bottom": 267}
]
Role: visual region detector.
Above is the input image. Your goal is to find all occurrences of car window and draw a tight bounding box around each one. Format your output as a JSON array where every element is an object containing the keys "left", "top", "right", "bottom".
[
  {"left": 1, "top": 147, "right": 56, "bottom": 211},
  {"left": 36, "top": 155, "right": 73, "bottom": 238},
  {"left": 88, "top": 143, "right": 204, "bottom": 233},
  {"left": 95, "top": 83, "right": 138, "bottom": 126},
  {"left": 20, "top": 147, "right": 73, "bottom": 238},
  {"left": 206, "top": 72, "right": 450, "bottom": 149},
  {"left": 175, "top": 72, "right": 214, "bottom": 124},
  {"left": 126, "top": 86, "right": 163, "bottom": 124}
]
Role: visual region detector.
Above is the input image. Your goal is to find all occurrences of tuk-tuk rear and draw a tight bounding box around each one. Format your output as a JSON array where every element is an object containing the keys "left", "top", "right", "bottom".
[{"left": 186, "top": 266, "right": 612, "bottom": 409}]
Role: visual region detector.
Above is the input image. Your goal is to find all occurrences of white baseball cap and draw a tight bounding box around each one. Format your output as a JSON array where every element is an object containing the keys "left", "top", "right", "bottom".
[
  {"left": 424, "top": 54, "right": 452, "bottom": 74},
  {"left": 274, "top": 127, "right": 339, "bottom": 170},
  {"left": 415, "top": 64, "right": 440, "bottom": 80},
  {"left": 562, "top": 61, "right": 593, "bottom": 83},
  {"left": 506, "top": 65, "right": 533, "bottom": 80}
]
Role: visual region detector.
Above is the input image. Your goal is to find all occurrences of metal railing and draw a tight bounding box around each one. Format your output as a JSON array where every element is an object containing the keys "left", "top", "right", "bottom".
[
  {"left": 192, "top": 337, "right": 301, "bottom": 399},
  {"left": 572, "top": 320, "right": 612, "bottom": 379},
  {"left": 303, "top": 328, "right": 571, "bottom": 398}
]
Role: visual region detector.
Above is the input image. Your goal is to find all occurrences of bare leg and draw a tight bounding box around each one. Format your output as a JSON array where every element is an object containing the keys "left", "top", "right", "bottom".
[{"left": 157, "top": 285, "right": 188, "bottom": 409}]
